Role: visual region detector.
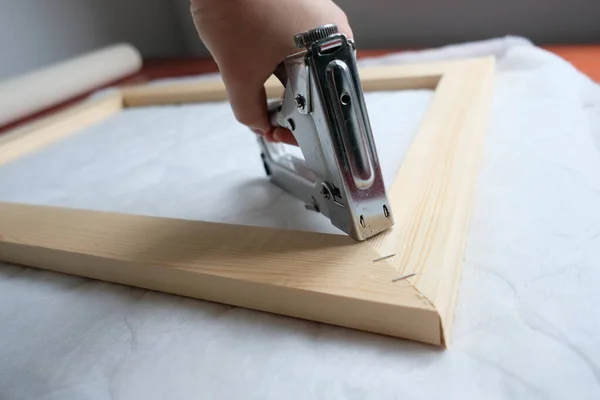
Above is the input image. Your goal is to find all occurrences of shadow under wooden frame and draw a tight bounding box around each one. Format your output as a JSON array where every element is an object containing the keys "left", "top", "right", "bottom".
[{"left": 0, "top": 56, "right": 495, "bottom": 347}]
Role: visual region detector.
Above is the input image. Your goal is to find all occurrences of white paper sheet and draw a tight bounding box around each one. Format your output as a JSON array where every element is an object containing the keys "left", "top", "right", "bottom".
[{"left": 1, "top": 37, "right": 600, "bottom": 400}]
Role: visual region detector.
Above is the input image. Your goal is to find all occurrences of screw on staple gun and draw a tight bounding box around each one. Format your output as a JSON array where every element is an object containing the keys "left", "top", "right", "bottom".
[{"left": 256, "top": 24, "right": 394, "bottom": 241}]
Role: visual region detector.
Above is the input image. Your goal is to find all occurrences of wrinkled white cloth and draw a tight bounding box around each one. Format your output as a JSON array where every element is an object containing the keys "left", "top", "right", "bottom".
[{"left": 1, "top": 36, "right": 600, "bottom": 400}]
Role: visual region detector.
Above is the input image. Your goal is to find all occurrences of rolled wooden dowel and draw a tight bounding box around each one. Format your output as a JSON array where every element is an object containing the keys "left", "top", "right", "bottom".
[{"left": 0, "top": 43, "right": 142, "bottom": 127}]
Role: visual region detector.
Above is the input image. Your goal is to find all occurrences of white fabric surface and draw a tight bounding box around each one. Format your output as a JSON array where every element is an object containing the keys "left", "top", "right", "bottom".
[{"left": 2, "top": 36, "right": 600, "bottom": 399}]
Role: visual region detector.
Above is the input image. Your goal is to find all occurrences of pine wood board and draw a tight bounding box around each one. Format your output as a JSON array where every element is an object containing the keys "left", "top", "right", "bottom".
[
  {"left": 0, "top": 92, "right": 123, "bottom": 167},
  {"left": 0, "top": 57, "right": 495, "bottom": 347}
]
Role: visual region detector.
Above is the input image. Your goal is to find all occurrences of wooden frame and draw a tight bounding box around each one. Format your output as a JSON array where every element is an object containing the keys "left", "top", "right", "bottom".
[{"left": 0, "top": 57, "right": 495, "bottom": 347}]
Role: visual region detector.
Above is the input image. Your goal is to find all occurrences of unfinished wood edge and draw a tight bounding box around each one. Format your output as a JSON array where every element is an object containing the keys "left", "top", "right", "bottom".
[
  {"left": 118, "top": 58, "right": 492, "bottom": 109},
  {"left": 361, "top": 74, "right": 441, "bottom": 92},
  {"left": 1, "top": 242, "right": 443, "bottom": 346},
  {"left": 366, "top": 55, "right": 497, "bottom": 348},
  {"left": 0, "top": 92, "right": 124, "bottom": 167},
  {"left": 120, "top": 76, "right": 284, "bottom": 108},
  {"left": 0, "top": 201, "right": 442, "bottom": 346},
  {"left": 359, "top": 56, "right": 491, "bottom": 77},
  {"left": 407, "top": 282, "right": 445, "bottom": 347},
  {"left": 435, "top": 56, "right": 496, "bottom": 347},
  {"left": 0, "top": 56, "right": 497, "bottom": 347},
  {"left": 0, "top": 91, "right": 123, "bottom": 146},
  {"left": 411, "top": 56, "right": 496, "bottom": 347},
  {"left": 372, "top": 252, "right": 447, "bottom": 347},
  {"left": 366, "top": 57, "right": 496, "bottom": 256}
]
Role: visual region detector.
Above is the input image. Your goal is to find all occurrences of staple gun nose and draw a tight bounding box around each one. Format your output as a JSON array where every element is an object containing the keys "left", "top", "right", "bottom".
[{"left": 256, "top": 24, "right": 394, "bottom": 241}]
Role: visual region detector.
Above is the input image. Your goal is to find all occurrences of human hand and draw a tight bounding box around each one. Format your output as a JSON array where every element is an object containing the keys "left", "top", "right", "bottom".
[{"left": 191, "top": 0, "right": 353, "bottom": 145}]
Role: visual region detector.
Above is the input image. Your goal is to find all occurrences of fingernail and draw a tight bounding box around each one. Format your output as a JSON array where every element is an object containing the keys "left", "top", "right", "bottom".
[
  {"left": 273, "top": 130, "right": 282, "bottom": 142},
  {"left": 252, "top": 129, "right": 263, "bottom": 135}
]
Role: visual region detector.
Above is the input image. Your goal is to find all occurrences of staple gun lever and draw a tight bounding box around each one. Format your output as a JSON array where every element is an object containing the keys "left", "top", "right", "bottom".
[{"left": 256, "top": 24, "right": 394, "bottom": 241}]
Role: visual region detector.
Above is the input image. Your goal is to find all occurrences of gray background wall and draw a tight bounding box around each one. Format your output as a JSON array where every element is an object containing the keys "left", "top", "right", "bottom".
[
  {"left": 177, "top": 0, "right": 600, "bottom": 56},
  {"left": 0, "top": 0, "right": 183, "bottom": 80},
  {"left": 1, "top": 0, "right": 600, "bottom": 80}
]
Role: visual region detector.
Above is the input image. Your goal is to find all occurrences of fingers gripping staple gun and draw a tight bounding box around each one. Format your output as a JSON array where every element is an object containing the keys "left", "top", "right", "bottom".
[{"left": 257, "top": 24, "right": 394, "bottom": 241}]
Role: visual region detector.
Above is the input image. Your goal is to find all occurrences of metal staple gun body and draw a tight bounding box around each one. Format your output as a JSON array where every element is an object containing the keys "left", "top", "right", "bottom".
[{"left": 257, "top": 24, "right": 394, "bottom": 241}]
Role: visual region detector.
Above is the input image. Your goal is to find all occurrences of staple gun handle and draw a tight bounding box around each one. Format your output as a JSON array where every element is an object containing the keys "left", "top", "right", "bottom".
[
  {"left": 254, "top": 24, "right": 394, "bottom": 241},
  {"left": 267, "top": 100, "right": 285, "bottom": 128}
]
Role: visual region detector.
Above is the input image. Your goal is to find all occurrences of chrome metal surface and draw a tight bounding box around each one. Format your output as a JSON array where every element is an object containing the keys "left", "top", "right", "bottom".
[
  {"left": 256, "top": 24, "right": 393, "bottom": 241},
  {"left": 294, "top": 24, "right": 339, "bottom": 49}
]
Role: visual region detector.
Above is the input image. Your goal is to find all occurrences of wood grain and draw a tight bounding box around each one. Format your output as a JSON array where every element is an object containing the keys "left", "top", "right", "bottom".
[
  {"left": 0, "top": 58, "right": 496, "bottom": 347},
  {"left": 121, "top": 76, "right": 283, "bottom": 107},
  {"left": 366, "top": 57, "right": 496, "bottom": 346},
  {"left": 120, "top": 63, "right": 443, "bottom": 108},
  {"left": 0, "top": 92, "right": 123, "bottom": 167},
  {"left": 0, "top": 202, "right": 441, "bottom": 345}
]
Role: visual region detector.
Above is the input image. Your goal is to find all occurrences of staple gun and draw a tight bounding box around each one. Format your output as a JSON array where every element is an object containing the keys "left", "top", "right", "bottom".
[{"left": 257, "top": 24, "right": 394, "bottom": 241}]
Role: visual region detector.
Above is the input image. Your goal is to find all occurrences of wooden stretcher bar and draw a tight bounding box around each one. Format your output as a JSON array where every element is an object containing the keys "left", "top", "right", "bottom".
[{"left": 0, "top": 56, "right": 495, "bottom": 347}]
